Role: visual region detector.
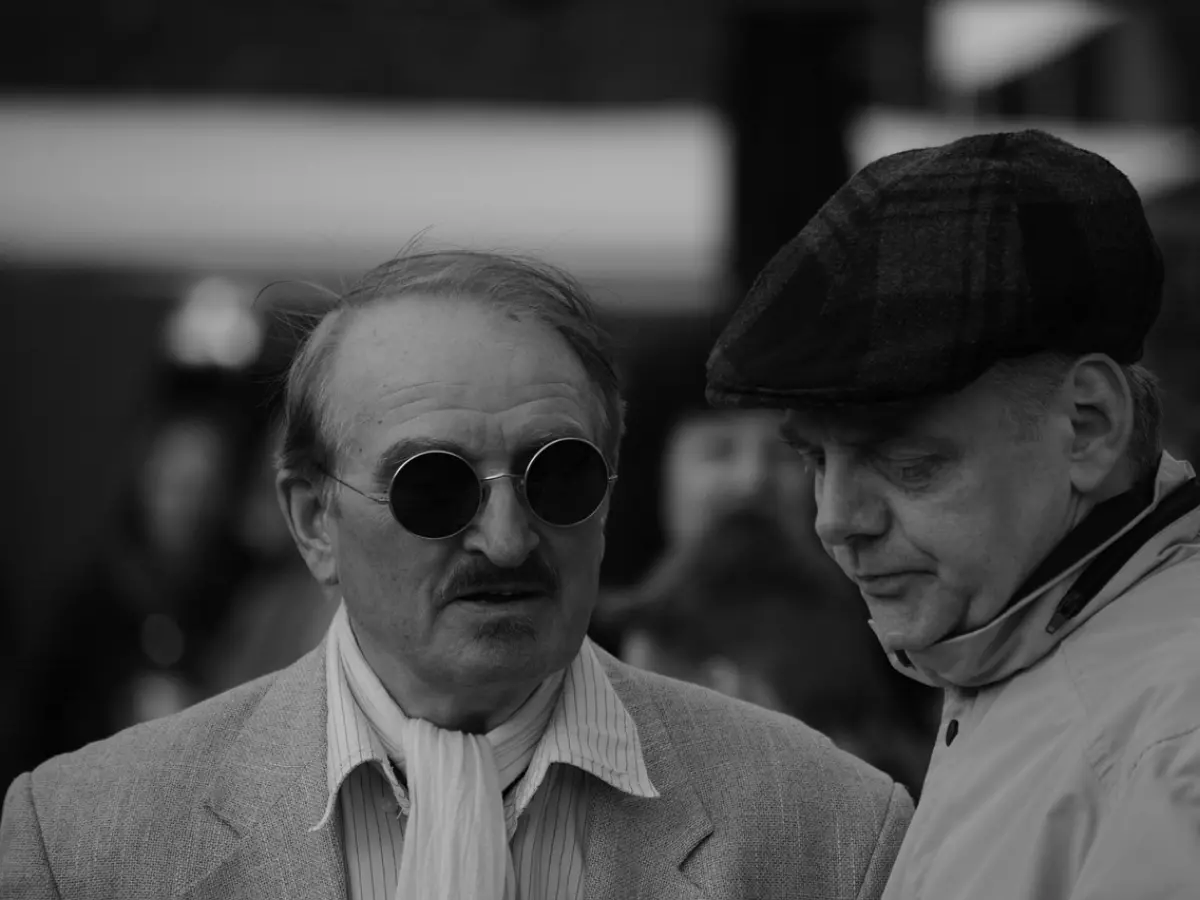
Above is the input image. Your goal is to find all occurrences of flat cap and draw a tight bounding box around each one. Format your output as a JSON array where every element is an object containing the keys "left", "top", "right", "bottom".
[{"left": 706, "top": 129, "right": 1164, "bottom": 409}]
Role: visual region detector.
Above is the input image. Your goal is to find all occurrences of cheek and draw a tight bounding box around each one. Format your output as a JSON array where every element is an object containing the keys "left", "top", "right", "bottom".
[
  {"left": 335, "top": 513, "right": 442, "bottom": 611},
  {"left": 544, "top": 524, "right": 605, "bottom": 592},
  {"left": 906, "top": 513, "right": 999, "bottom": 583},
  {"left": 898, "top": 465, "right": 1067, "bottom": 598}
]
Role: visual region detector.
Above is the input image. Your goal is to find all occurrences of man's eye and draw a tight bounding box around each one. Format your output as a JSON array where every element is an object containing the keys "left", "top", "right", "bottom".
[{"left": 891, "top": 458, "right": 938, "bottom": 482}]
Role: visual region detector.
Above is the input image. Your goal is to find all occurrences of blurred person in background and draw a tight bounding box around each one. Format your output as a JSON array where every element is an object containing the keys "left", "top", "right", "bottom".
[
  {"left": 659, "top": 407, "right": 819, "bottom": 555},
  {"left": 2, "top": 249, "right": 911, "bottom": 899},
  {"left": 609, "top": 408, "right": 936, "bottom": 793},
  {"left": 708, "top": 130, "right": 1200, "bottom": 899},
  {"left": 591, "top": 405, "right": 830, "bottom": 635},
  {"left": 5, "top": 368, "right": 259, "bottom": 778}
]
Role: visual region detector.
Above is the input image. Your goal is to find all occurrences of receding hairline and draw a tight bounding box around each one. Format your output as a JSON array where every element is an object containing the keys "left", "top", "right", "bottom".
[{"left": 304, "top": 289, "right": 614, "bottom": 466}]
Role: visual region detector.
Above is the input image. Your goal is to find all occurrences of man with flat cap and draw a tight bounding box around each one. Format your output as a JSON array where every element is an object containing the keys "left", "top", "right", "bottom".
[{"left": 707, "top": 129, "right": 1200, "bottom": 899}]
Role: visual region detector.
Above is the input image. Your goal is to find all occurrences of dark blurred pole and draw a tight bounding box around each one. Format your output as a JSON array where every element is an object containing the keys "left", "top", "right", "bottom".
[
  {"left": 1156, "top": 8, "right": 1200, "bottom": 128},
  {"left": 725, "top": 7, "right": 870, "bottom": 303}
]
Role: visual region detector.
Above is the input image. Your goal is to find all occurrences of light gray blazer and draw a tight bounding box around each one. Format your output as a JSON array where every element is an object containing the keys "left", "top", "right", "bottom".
[{"left": 1, "top": 642, "right": 911, "bottom": 899}]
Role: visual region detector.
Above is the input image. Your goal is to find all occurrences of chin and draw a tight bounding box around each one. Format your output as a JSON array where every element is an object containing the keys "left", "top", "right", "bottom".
[
  {"left": 875, "top": 629, "right": 941, "bottom": 655},
  {"left": 463, "top": 620, "right": 580, "bottom": 681},
  {"left": 868, "top": 608, "right": 958, "bottom": 655}
]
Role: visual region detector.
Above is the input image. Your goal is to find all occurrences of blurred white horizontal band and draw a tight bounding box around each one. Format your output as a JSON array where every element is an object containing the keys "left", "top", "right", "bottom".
[
  {"left": 928, "top": 0, "right": 1124, "bottom": 94},
  {"left": 0, "top": 97, "right": 730, "bottom": 298},
  {"left": 846, "top": 106, "right": 1199, "bottom": 201}
]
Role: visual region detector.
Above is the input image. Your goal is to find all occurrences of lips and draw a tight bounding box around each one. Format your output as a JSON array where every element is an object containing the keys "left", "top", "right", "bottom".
[
  {"left": 455, "top": 586, "right": 548, "bottom": 603},
  {"left": 855, "top": 571, "right": 926, "bottom": 597}
]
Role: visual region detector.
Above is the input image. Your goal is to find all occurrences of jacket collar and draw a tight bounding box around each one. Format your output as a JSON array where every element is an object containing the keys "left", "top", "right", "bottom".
[
  {"left": 179, "top": 639, "right": 712, "bottom": 900},
  {"left": 585, "top": 645, "right": 714, "bottom": 900},
  {"left": 889, "top": 452, "right": 1200, "bottom": 690},
  {"left": 179, "top": 641, "right": 346, "bottom": 900}
]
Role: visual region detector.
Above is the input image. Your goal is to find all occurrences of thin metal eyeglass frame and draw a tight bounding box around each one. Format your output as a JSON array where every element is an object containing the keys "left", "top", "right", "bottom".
[{"left": 322, "top": 436, "right": 618, "bottom": 539}]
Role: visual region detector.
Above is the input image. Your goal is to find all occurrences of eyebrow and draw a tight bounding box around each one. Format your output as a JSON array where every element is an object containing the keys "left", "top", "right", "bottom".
[
  {"left": 372, "top": 437, "right": 465, "bottom": 486},
  {"left": 371, "top": 424, "right": 592, "bottom": 486}
]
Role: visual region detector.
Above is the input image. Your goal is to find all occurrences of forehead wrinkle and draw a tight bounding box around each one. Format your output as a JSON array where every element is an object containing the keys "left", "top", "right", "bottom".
[
  {"left": 346, "top": 390, "right": 598, "bottom": 465},
  {"left": 364, "top": 379, "right": 591, "bottom": 419},
  {"left": 326, "top": 298, "right": 608, "bottom": 463}
]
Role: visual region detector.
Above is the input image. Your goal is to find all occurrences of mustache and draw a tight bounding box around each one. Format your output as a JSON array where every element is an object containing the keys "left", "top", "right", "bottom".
[{"left": 438, "top": 554, "right": 560, "bottom": 601}]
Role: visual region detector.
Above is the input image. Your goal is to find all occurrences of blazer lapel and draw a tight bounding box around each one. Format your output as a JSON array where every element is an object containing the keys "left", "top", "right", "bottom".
[
  {"left": 177, "top": 643, "right": 347, "bottom": 900},
  {"left": 175, "top": 642, "right": 712, "bottom": 899},
  {"left": 585, "top": 651, "right": 713, "bottom": 900}
]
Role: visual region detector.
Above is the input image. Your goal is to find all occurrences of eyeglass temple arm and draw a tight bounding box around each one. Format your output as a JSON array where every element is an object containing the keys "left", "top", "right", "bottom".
[{"left": 319, "top": 468, "right": 390, "bottom": 504}]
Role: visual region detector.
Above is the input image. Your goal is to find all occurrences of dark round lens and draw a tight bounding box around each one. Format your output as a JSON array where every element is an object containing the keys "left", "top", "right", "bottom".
[
  {"left": 524, "top": 439, "right": 611, "bottom": 527},
  {"left": 388, "top": 451, "right": 482, "bottom": 539}
]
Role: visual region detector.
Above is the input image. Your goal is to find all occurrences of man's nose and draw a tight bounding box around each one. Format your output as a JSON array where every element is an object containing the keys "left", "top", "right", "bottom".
[
  {"left": 460, "top": 477, "right": 540, "bottom": 567},
  {"left": 812, "top": 456, "right": 888, "bottom": 549}
]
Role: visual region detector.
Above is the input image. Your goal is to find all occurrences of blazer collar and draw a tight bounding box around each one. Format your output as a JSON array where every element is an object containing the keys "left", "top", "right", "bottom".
[
  {"left": 177, "top": 640, "right": 714, "bottom": 900},
  {"left": 178, "top": 642, "right": 346, "bottom": 900},
  {"left": 585, "top": 646, "right": 715, "bottom": 900}
]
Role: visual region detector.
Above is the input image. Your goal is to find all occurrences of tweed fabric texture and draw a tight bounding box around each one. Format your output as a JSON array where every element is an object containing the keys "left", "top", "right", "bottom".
[
  {"left": 2, "top": 642, "right": 912, "bottom": 899},
  {"left": 706, "top": 129, "right": 1164, "bottom": 409}
]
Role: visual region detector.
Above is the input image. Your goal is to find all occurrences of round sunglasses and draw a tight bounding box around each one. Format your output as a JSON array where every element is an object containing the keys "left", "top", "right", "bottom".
[{"left": 325, "top": 437, "right": 617, "bottom": 540}]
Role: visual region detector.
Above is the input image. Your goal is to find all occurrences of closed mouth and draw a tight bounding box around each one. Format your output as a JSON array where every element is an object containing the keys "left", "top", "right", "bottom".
[
  {"left": 856, "top": 571, "right": 925, "bottom": 596},
  {"left": 455, "top": 588, "right": 548, "bottom": 603}
]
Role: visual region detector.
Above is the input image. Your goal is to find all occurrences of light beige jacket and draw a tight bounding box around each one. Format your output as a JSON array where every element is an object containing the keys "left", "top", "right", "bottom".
[
  {"left": 2, "top": 642, "right": 911, "bottom": 899},
  {"left": 883, "top": 453, "right": 1200, "bottom": 899}
]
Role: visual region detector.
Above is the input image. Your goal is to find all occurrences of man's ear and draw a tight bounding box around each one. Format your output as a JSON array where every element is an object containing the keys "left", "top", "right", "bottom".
[
  {"left": 276, "top": 470, "right": 339, "bottom": 586},
  {"left": 1064, "top": 354, "right": 1133, "bottom": 495}
]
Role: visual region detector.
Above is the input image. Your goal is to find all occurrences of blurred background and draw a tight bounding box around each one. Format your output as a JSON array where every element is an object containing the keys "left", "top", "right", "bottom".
[{"left": 3, "top": 0, "right": 1200, "bottom": 799}]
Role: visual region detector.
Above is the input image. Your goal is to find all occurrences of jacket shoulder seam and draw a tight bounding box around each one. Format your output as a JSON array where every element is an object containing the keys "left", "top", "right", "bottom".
[
  {"left": 19, "top": 773, "right": 66, "bottom": 900},
  {"left": 854, "top": 781, "right": 907, "bottom": 900}
]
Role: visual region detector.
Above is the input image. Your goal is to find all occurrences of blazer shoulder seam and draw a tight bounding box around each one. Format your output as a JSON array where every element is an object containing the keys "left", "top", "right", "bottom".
[
  {"left": 20, "top": 772, "right": 66, "bottom": 900},
  {"left": 854, "top": 780, "right": 908, "bottom": 900}
]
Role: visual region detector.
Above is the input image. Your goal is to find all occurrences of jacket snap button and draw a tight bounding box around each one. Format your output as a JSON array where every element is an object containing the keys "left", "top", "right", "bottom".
[{"left": 946, "top": 719, "right": 960, "bottom": 746}]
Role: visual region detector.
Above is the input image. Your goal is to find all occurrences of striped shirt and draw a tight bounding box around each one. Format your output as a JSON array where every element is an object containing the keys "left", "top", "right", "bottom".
[{"left": 311, "top": 628, "right": 659, "bottom": 900}]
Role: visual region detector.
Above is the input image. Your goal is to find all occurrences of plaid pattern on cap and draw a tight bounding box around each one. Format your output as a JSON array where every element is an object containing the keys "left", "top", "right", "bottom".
[{"left": 706, "top": 129, "right": 1164, "bottom": 408}]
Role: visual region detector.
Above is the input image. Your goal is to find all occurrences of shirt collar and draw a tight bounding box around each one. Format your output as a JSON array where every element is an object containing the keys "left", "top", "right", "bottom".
[
  {"left": 508, "top": 636, "right": 659, "bottom": 820},
  {"left": 312, "top": 615, "right": 658, "bottom": 832},
  {"left": 311, "top": 616, "right": 402, "bottom": 831}
]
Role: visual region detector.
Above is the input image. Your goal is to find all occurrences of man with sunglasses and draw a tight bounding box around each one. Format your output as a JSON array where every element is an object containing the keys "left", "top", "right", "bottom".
[
  {"left": 2, "top": 250, "right": 911, "bottom": 899},
  {"left": 706, "top": 130, "right": 1200, "bottom": 898}
]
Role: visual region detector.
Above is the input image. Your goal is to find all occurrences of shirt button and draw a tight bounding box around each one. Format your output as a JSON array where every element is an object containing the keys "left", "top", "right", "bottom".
[{"left": 946, "top": 719, "right": 960, "bottom": 746}]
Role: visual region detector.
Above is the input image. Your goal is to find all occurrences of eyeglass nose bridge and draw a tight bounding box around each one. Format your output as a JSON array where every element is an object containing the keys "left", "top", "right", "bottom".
[
  {"left": 473, "top": 470, "right": 529, "bottom": 515},
  {"left": 479, "top": 471, "right": 524, "bottom": 485}
]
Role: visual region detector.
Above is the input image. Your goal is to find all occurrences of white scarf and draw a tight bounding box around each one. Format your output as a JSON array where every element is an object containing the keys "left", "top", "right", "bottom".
[{"left": 329, "top": 606, "right": 562, "bottom": 900}]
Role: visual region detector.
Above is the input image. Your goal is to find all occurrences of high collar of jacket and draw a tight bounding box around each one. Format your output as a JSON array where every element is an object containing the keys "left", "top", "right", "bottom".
[{"left": 885, "top": 452, "right": 1200, "bottom": 690}]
